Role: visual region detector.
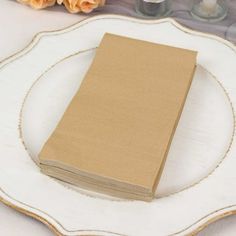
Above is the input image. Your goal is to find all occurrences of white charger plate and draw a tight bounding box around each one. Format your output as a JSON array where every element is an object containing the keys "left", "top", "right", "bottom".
[{"left": 1, "top": 15, "right": 236, "bottom": 236}]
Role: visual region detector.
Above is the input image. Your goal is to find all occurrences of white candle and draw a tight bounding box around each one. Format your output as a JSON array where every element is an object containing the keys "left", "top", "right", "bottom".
[{"left": 202, "top": 0, "right": 217, "bottom": 12}]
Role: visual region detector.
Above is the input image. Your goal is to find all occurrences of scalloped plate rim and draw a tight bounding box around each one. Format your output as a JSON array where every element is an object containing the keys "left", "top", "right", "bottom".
[{"left": 1, "top": 14, "right": 236, "bottom": 236}]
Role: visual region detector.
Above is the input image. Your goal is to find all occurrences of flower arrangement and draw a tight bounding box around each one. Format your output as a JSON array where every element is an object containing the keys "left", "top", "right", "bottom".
[{"left": 17, "top": 0, "right": 106, "bottom": 13}]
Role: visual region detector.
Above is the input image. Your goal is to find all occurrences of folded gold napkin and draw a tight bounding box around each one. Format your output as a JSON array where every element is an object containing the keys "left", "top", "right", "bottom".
[{"left": 39, "top": 33, "right": 197, "bottom": 201}]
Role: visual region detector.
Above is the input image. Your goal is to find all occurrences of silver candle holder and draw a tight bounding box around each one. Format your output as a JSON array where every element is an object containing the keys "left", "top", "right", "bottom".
[
  {"left": 191, "top": 0, "right": 228, "bottom": 22},
  {"left": 135, "top": 0, "right": 171, "bottom": 18}
]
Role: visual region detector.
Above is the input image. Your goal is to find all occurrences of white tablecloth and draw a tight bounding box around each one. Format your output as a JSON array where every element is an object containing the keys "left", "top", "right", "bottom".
[{"left": 1, "top": 0, "right": 236, "bottom": 235}]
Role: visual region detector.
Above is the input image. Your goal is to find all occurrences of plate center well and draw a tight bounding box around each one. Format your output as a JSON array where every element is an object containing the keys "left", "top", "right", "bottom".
[{"left": 21, "top": 49, "right": 234, "bottom": 199}]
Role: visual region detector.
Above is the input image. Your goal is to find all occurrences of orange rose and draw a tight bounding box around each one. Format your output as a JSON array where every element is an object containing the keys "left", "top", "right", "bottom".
[
  {"left": 57, "top": 0, "right": 105, "bottom": 13},
  {"left": 17, "top": 0, "right": 56, "bottom": 9}
]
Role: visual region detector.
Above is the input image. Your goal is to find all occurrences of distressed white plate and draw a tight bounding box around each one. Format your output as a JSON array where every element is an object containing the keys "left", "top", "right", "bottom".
[{"left": 1, "top": 15, "right": 236, "bottom": 236}]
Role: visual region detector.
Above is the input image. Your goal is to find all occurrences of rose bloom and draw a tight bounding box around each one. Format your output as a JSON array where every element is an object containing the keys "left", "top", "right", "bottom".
[
  {"left": 57, "top": 0, "right": 105, "bottom": 13},
  {"left": 17, "top": 0, "right": 56, "bottom": 9}
]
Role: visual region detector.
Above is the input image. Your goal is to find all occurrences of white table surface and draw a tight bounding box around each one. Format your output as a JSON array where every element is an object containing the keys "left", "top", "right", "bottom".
[{"left": 1, "top": 0, "right": 236, "bottom": 235}]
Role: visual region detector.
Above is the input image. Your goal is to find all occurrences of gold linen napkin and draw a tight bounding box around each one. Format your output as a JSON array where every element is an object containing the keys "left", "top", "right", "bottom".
[{"left": 39, "top": 33, "right": 197, "bottom": 201}]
